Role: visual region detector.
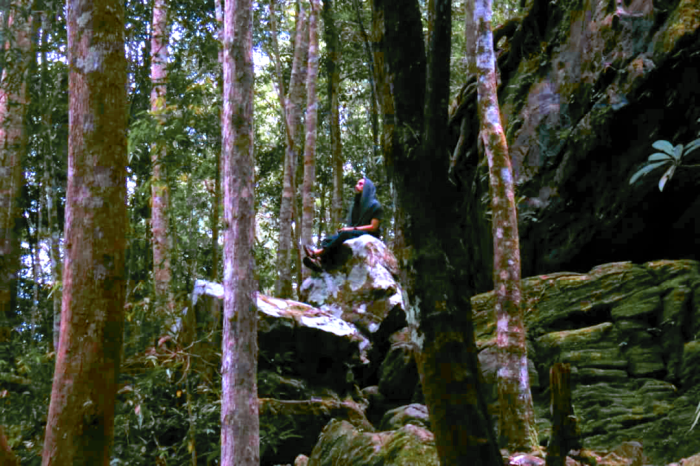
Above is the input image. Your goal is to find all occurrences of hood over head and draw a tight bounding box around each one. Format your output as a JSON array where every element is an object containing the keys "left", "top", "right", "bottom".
[{"left": 347, "top": 177, "right": 381, "bottom": 227}]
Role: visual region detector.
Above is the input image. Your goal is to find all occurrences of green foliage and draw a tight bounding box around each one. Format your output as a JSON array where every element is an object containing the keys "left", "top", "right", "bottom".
[
  {"left": 0, "top": 344, "right": 54, "bottom": 465},
  {"left": 690, "top": 401, "right": 700, "bottom": 433},
  {"left": 629, "top": 135, "right": 700, "bottom": 191}
]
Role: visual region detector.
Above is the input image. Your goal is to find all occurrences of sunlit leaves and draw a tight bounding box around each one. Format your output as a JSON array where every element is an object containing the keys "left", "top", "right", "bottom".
[{"left": 630, "top": 138, "right": 700, "bottom": 191}]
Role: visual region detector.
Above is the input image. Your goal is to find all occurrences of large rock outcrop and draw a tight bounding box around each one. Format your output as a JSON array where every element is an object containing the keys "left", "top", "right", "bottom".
[
  {"left": 450, "top": 0, "right": 700, "bottom": 292},
  {"left": 472, "top": 259, "right": 700, "bottom": 465}
]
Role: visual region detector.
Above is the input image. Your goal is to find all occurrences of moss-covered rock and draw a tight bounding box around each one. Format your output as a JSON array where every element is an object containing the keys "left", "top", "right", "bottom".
[
  {"left": 307, "top": 419, "right": 438, "bottom": 466},
  {"left": 259, "top": 398, "right": 372, "bottom": 465}
]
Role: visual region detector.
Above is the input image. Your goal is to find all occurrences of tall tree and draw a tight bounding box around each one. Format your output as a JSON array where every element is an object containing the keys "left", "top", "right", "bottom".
[
  {"left": 322, "top": 0, "right": 344, "bottom": 230},
  {"left": 274, "top": 2, "right": 308, "bottom": 298},
  {"left": 150, "top": 0, "right": 173, "bottom": 311},
  {"left": 473, "top": 0, "right": 537, "bottom": 452},
  {"left": 375, "top": 0, "right": 503, "bottom": 463},
  {"left": 220, "top": 0, "right": 258, "bottom": 461},
  {"left": 0, "top": 0, "right": 31, "bottom": 335},
  {"left": 41, "top": 0, "right": 128, "bottom": 458},
  {"left": 301, "top": 0, "right": 320, "bottom": 271}
]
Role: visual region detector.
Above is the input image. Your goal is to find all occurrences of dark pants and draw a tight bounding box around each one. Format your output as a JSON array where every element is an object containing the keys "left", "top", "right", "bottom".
[{"left": 319, "top": 230, "right": 370, "bottom": 268}]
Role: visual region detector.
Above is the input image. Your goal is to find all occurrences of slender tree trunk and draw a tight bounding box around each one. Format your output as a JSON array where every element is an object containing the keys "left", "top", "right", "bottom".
[
  {"left": 41, "top": 0, "right": 128, "bottom": 459},
  {"left": 0, "top": 426, "right": 18, "bottom": 466},
  {"left": 353, "top": 0, "right": 379, "bottom": 168},
  {"left": 275, "top": 2, "right": 307, "bottom": 298},
  {"left": 473, "top": 0, "right": 537, "bottom": 452},
  {"left": 301, "top": 0, "right": 320, "bottom": 274},
  {"left": 0, "top": 0, "right": 31, "bottom": 333},
  {"left": 45, "top": 151, "right": 63, "bottom": 351},
  {"left": 323, "top": 0, "right": 344, "bottom": 230},
  {"left": 221, "top": 0, "right": 259, "bottom": 461},
  {"left": 376, "top": 0, "right": 503, "bottom": 463},
  {"left": 150, "top": 0, "right": 173, "bottom": 312}
]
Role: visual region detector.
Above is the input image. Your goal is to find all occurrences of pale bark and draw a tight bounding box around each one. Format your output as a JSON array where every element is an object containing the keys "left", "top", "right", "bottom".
[
  {"left": 0, "top": 0, "right": 31, "bottom": 330},
  {"left": 323, "top": 0, "right": 344, "bottom": 230},
  {"left": 221, "top": 0, "right": 259, "bottom": 461},
  {"left": 275, "top": 3, "right": 308, "bottom": 298},
  {"left": 41, "top": 0, "right": 128, "bottom": 459},
  {"left": 301, "top": 0, "right": 320, "bottom": 273},
  {"left": 150, "top": 0, "right": 173, "bottom": 311},
  {"left": 473, "top": 0, "right": 538, "bottom": 452}
]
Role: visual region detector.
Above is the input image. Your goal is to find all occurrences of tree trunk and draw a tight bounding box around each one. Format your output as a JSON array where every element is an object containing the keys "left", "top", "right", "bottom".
[
  {"left": 0, "top": 0, "right": 31, "bottom": 333},
  {"left": 0, "top": 426, "right": 18, "bottom": 466},
  {"left": 376, "top": 0, "right": 503, "bottom": 463},
  {"left": 323, "top": 0, "right": 344, "bottom": 230},
  {"left": 275, "top": 2, "right": 307, "bottom": 298},
  {"left": 150, "top": 0, "right": 173, "bottom": 312},
  {"left": 41, "top": 0, "right": 127, "bottom": 459},
  {"left": 47, "top": 153, "right": 62, "bottom": 353},
  {"left": 301, "top": 0, "right": 320, "bottom": 275},
  {"left": 220, "top": 0, "right": 259, "bottom": 461},
  {"left": 473, "top": 0, "right": 538, "bottom": 453},
  {"left": 546, "top": 363, "right": 580, "bottom": 466},
  {"left": 353, "top": 0, "right": 379, "bottom": 168}
]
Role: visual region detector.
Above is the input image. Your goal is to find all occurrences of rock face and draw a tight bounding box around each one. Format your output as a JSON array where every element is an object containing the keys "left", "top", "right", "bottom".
[
  {"left": 450, "top": 0, "right": 700, "bottom": 292},
  {"left": 472, "top": 259, "right": 700, "bottom": 465}
]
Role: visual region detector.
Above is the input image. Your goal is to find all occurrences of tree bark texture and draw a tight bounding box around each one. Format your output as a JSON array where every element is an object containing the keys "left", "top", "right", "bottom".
[
  {"left": 150, "top": 0, "right": 173, "bottom": 311},
  {"left": 221, "top": 0, "right": 259, "bottom": 461},
  {"left": 323, "top": 0, "right": 344, "bottom": 231},
  {"left": 275, "top": 3, "right": 307, "bottom": 298},
  {"left": 41, "top": 0, "right": 128, "bottom": 460},
  {"left": 546, "top": 363, "right": 581, "bottom": 466},
  {"left": 473, "top": 0, "right": 538, "bottom": 452},
  {"left": 301, "top": 0, "right": 320, "bottom": 267},
  {"left": 376, "top": 0, "right": 503, "bottom": 464},
  {"left": 353, "top": 0, "right": 379, "bottom": 167},
  {"left": 0, "top": 0, "right": 31, "bottom": 331},
  {"left": 0, "top": 426, "right": 18, "bottom": 466}
]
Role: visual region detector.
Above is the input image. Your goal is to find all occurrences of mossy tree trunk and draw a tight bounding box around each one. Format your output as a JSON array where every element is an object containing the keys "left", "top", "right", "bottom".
[
  {"left": 275, "top": 2, "right": 308, "bottom": 298},
  {"left": 220, "top": 0, "right": 258, "bottom": 460},
  {"left": 41, "top": 0, "right": 128, "bottom": 458},
  {"left": 150, "top": 0, "right": 174, "bottom": 312},
  {"left": 0, "top": 0, "right": 31, "bottom": 338},
  {"left": 473, "top": 0, "right": 538, "bottom": 453},
  {"left": 375, "top": 0, "right": 503, "bottom": 463},
  {"left": 301, "top": 0, "right": 320, "bottom": 278},
  {"left": 323, "top": 0, "right": 344, "bottom": 231}
]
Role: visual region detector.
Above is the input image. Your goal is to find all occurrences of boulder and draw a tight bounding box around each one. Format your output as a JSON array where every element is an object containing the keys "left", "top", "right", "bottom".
[
  {"left": 299, "top": 235, "right": 406, "bottom": 343},
  {"left": 307, "top": 419, "right": 438, "bottom": 466},
  {"left": 190, "top": 280, "right": 369, "bottom": 395},
  {"left": 379, "top": 403, "right": 431, "bottom": 431},
  {"left": 299, "top": 236, "right": 408, "bottom": 387},
  {"left": 259, "top": 398, "right": 372, "bottom": 465}
]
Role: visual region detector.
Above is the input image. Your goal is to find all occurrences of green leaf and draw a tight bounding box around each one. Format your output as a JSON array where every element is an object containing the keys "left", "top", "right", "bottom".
[
  {"left": 673, "top": 144, "right": 683, "bottom": 161},
  {"left": 647, "top": 153, "right": 673, "bottom": 162},
  {"left": 659, "top": 164, "right": 676, "bottom": 192},
  {"left": 652, "top": 140, "right": 675, "bottom": 156},
  {"left": 629, "top": 161, "right": 669, "bottom": 185},
  {"left": 690, "top": 400, "right": 700, "bottom": 432},
  {"left": 685, "top": 138, "right": 700, "bottom": 156}
]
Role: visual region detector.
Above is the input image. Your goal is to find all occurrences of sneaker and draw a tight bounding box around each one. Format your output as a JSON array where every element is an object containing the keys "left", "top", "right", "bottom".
[{"left": 303, "top": 256, "right": 323, "bottom": 273}]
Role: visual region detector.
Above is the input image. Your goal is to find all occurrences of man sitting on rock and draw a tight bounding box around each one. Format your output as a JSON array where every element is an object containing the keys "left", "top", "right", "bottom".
[{"left": 303, "top": 177, "right": 383, "bottom": 273}]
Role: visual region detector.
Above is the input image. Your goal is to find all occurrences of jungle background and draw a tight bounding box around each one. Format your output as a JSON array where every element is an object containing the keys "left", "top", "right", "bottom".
[{"left": 1, "top": 0, "right": 700, "bottom": 463}]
